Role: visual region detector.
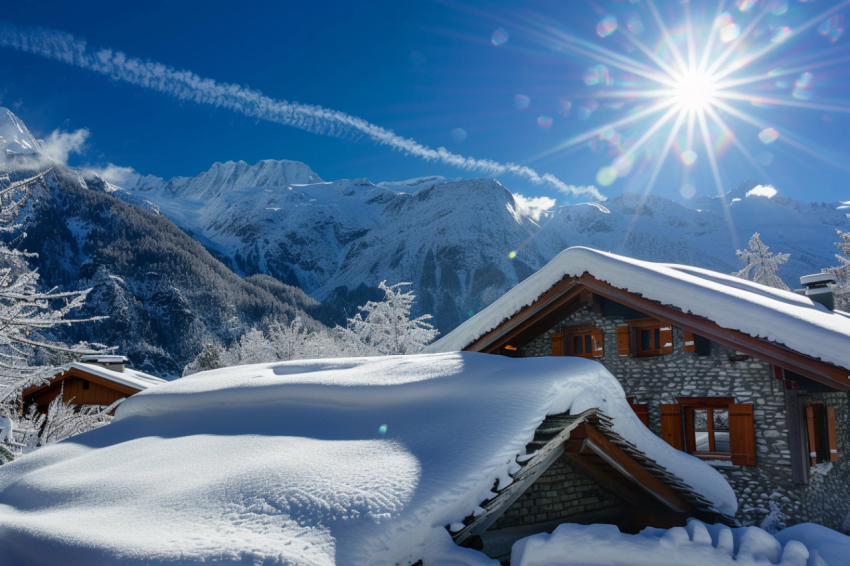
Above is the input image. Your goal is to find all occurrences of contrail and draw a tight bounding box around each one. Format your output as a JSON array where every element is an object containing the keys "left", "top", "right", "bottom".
[{"left": 0, "top": 21, "right": 603, "bottom": 200}]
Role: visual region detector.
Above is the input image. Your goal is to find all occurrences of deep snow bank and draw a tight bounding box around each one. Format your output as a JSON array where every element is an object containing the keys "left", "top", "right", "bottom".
[
  {"left": 0, "top": 353, "right": 734, "bottom": 565},
  {"left": 511, "top": 520, "right": 849, "bottom": 566}
]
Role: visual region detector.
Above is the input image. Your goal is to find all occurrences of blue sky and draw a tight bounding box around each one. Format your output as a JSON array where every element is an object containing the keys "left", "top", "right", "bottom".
[{"left": 1, "top": 0, "right": 848, "bottom": 204}]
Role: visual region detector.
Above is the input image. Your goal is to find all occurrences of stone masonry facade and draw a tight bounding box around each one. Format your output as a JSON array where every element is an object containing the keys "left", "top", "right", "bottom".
[
  {"left": 491, "top": 457, "right": 624, "bottom": 531},
  {"left": 520, "top": 303, "right": 850, "bottom": 531}
]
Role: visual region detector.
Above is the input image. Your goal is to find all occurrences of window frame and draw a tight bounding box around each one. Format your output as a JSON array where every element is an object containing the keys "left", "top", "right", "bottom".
[
  {"left": 678, "top": 397, "right": 735, "bottom": 461},
  {"left": 564, "top": 325, "right": 596, "bottom": 358},
  {"left": 626, "top": 318, "right": 662, "bottom": 357}
]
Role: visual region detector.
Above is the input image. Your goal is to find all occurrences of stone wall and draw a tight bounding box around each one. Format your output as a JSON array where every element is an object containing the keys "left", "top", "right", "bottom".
[
  {"left": 491, "top": 457, "right": 624, "bottom": 531},
  {"left": 520, "top": 303, "right": 850, "bottom": 531}
]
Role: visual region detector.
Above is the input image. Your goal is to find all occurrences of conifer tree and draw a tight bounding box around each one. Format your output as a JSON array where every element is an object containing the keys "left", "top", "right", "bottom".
[
  {"left": 733, "top": 233, "right": 790, "bottom": 290},
  {"left": 826, "top": 215, "right": 850, "bottom": 311}
]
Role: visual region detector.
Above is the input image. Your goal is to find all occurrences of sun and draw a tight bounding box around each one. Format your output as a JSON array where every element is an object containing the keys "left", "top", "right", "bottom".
[{"left": 673, "top": 71, "right": 718, "bottom": 112}]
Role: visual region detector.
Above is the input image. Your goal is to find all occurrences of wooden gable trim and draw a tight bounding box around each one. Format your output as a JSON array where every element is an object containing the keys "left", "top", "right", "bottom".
[
  {"left": 579, "top": 423, "right": 693, "bottom": 513},
  {"left": 23, "top": 366, "right": 142, "bottom": 398},
  {"left": 577, "top": 274, "right": 850, "bottom": 391},
  {"left": 465, "top": 277, "right": 585, "bottom": 354}
]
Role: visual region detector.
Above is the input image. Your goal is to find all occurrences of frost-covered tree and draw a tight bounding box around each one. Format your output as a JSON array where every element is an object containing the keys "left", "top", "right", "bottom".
[
  {"left": 346, "top": 281, "right": 438, "bottom": 355},
  {"left": 0, "top": 171, "right": 109, "bottom": 462},
  {"left": 182, "top": 282, "right": 439, "bottom": 375},
  {"left": 826, "top": 215, "right": 850, "bottom": 311},
  {"left": 733, "top": 233, "right": 790, "bottom": 290},
  {"left": 758, "top": 500, "right": 789, "bottom": 534}
]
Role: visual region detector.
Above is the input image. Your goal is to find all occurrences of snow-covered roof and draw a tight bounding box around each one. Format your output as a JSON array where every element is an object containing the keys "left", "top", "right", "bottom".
[
  {"left": 53, "top": 362, "right": 167, "bottom": 392},
  {"left": 424, "top": 247, "right": 850, "bottom": 374},
  {"left": 0, "top": 353, "right": 735, "bottom": 565}
]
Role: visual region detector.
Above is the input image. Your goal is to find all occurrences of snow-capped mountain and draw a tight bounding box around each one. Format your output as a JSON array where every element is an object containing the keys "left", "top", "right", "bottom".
[
  {"left": 114, "top": 155, "right": 849, "bottom": 333},
  {"left": 0, "top": 107, "right": 41, "bottom": 156}
]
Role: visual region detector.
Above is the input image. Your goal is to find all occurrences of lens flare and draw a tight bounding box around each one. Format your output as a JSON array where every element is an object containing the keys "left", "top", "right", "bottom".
[
  {"left": 492, "top": 28, "right": 509, "bottom": 46},
  {"left": 537, "top": 116, "right": 553, "bottom": 128},
  {"left": 451, "top": 128, "right": 467, "bottom": 142},
  {"left": 514, "top": 94, "right": 530, "bottom": 109},
  {"left": 597, "top": 16, "right": 618, "bottom": 38},
  {"left": 378, "top": 424, "right": 387, "bottom": 434},
  {"left": 596, "top": 166, "right": 618, "bottom": 186},
  {"left": 680, "top": 184, "right": 697, "bottom": 199},
  {"left": 758, "top": 128, "right": 779, "bottom": 144},
  {"left": 681, "top": 150, "right": 698, "bottom": 165},
  {"left": 508, "top": 251, "right": 517, "bottom": 259},
  {"left": 818, "top": 15, "right": 844, "bottom": 43},
  {"left": 674, "top": 72, "right": 717, "bottom": 111}
]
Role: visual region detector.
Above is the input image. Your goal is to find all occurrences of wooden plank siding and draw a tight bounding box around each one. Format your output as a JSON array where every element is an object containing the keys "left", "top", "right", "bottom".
[{"left": 24, "top": 366, "right": 140, "bottom": 412}]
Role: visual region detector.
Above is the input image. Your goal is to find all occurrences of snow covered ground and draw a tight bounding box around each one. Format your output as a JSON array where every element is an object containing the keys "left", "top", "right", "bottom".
[{"left": 0, "top": 352, "right": 740, "bottom": 565}]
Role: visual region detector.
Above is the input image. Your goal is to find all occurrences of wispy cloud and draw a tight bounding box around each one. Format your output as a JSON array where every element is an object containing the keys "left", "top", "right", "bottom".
[
  {"left": 0, "top": 21, "right": 603, "bottom": 201},
  {"left": 512, "top": 193, "right": 556, "bottom": 221},
  {"left": 39, "top": 128, "right": 89, "bottom": 164}
]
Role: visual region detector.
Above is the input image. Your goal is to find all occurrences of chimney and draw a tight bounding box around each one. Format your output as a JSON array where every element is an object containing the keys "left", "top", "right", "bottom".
[
  {"left": 800, "top": 273, "right": 836, "bottom": 311},
  {"left": 80, "top": 355, "right": 130, "bottom": 373}
]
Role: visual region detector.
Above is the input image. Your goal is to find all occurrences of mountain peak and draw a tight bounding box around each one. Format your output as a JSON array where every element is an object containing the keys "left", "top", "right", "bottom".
[{"left": 0, "top": 107, "right": 41, "bottom": 156}]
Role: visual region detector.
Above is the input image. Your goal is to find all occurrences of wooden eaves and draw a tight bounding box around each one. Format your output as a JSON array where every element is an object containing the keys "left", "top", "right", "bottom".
[
  {"left": 22, "top": 365, "right": 143, "bottom": 398},
  {"left": 464, "top": 274, "right": 850, "bottom": 392}
]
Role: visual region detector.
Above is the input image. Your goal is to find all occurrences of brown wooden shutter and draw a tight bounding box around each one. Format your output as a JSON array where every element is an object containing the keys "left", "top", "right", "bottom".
[
  {"left": 730, "top": 403, "right": 756, "bottom": 466},
  {"left": 683, "top": 331, "right": 696, "bottom": 352},
  {"left": 631, "top": 403, "right": 649, "bottom": 427},
  {"left": 806, "top": 404, "right": 819, "bottom": 465},
  {"left": 591, "top": 328, "right": 604, "bottom": 357},
  {"left": 660, "top": 404, "right": 684, "bottom": 450},
  {"left": 551, "top": 333, "right": 564, "bottom": 357},
  {"left": 660, "top": 324, "right": 673, "bottom": 354},
  {"left": 616, "top": 325, "right": 630, "bottom": 356},
  {"left": 827, "top": 406, "right": 838, "bottom": 462}
]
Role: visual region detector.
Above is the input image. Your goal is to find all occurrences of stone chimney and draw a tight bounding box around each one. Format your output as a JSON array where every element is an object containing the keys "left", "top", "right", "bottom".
[
  {"left": 800, "top": 273, "right": 836, "bottom": 311},
  {"left": 80, "top": 355, "right": 130, "bottom": 373}
]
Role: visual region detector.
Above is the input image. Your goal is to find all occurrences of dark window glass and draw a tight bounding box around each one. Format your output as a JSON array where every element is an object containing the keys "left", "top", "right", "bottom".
[
  {"left": 584, "top": 335, "right": 592, "bottom": 354},
  {"left": 714, "top": 432, "right": 731, "bottom": 452},
  {"left": 713, "top": 410, "right": 729, "bottom": 431},
  {"left": 641, "top": 329, "right": 652, "bottom": 351},
  {"left": 573, "top": 336, "right": 583, "bottom": 354},
  {"left": 655, "top": 328, "right": 661, "bottom": 349},
  {"left": 82, "top": 379, "right": 90, "bottom": 390}
]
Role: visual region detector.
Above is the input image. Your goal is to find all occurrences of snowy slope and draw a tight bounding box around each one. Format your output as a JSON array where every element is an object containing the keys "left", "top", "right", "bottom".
[
  {"left": 0, "top": 352, "right": 735, "bottom": 565},
  {"left": 0, "top": 107, "right": 41, "bottom": 156},
  {"left": 111, "top": 156, "right": 847, "bottom": 335}
]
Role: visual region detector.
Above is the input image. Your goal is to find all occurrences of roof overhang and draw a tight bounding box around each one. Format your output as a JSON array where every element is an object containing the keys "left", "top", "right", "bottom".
[
  {"left": 465, "top": 274, "right": 850, "bottom": 391},
  {"left": 23, "top": 365, "right": 143, "bottom": 398}
]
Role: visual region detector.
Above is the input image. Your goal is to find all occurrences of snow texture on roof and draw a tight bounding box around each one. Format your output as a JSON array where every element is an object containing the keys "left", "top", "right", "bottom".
[
  {"left": 57, "top": 362, "right": 167, "bottom": 391},
  {"left": 0, "top": 353, "right": 734, "bottom": 565},
  {"left": 424, "top": 247, "right": 850, "bottom": 373}
]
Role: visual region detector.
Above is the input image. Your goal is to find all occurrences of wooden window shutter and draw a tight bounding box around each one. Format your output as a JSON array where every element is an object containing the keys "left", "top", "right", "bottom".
[
  {"left": 616, "top": 325, "right": 630, "bottom": 356},
  {"left": 683, "top": 330, "right": 696, "bottom": 352},
  {"left": 551, "top": 333, "right": 564, "bottom": 357},
  {"left": 591, "top": 328, "right": 604, "bottom": 358},
  {"left": 806, "top": 403, "right": 826, "bottom": 465},
  {"left": 631, "top": 403, "right": 649, "bottom": 427},
  {"left": 660, "top": 325, "right": 673, "bottom": 354},
  {"left": 730, "top": 403, "right": 756, "bottom": 466},
  {"left": 660, "top": 404, "right": 684, "bottom": 450},
  {"left": 827, "top": 406, "right": 838, "bottom": 462}
]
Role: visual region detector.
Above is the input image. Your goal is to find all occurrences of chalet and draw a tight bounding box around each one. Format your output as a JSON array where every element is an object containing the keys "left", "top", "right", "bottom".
[
  {"left": 23, "top": 355, "right": 167, "bottom": 413},
  {"left": 424, "top": 247, "right": 850, "bottom": 531}
]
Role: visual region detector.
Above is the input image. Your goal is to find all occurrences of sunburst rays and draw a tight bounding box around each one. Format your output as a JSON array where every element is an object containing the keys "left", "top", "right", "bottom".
[{"left": 517, "top": 0, "right": 850, "bottom": 204}]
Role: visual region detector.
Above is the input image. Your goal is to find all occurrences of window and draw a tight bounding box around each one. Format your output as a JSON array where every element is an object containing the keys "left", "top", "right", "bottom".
[
  {"left": 806, "top": 403, "right": 839, "bottom": 465},
  {"left": 690, "top": 407, "right": 730, "bottom": 454},
  {"left": 82, "top": 379, "right": 90, "bottom": 391},
  {"left": 551, "top": 326, "right": 603, "bottom": 358},
  {"left": 621, "top": 318, "right": 672, "bottom": 357},
  {"left": 661, "top": 398, "right": 755, "bottom": 465}
]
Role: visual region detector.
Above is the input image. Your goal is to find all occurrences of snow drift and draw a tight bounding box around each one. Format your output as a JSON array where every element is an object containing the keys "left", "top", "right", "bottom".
[{"left": 0, "top": 352, "right": 734, "bottom": 565}]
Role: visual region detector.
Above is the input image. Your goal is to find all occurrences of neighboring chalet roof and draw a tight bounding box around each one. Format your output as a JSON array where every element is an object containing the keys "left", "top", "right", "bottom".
[
  {"left": 23, "top": 362, "right": 167, "bottom": 397},
  {"left": 424, "top": 247, "right": 850, "bottom": 390},
  {"left": 452, "top": 408, "right": 735, "bottom": 547}
]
